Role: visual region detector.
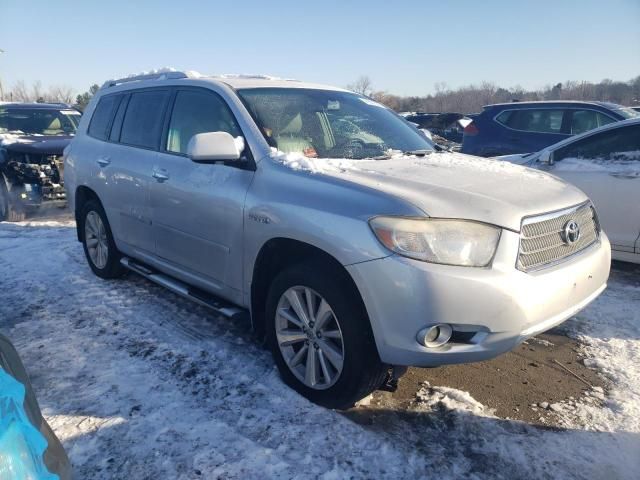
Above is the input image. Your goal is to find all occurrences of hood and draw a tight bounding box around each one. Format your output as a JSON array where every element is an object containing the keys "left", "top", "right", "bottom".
[
  {"left": 1, "top": 135, "right": 72, "bottom": 155},
  {"left": 325, "top": 152, "right": 588, "bottom": 231}
]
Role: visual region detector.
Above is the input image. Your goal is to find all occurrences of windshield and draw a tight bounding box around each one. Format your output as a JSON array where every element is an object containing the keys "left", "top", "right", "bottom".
[
  {"left": 615, "top": 106, "right": 640, "bottom": 119},
  {"left": 238, "top": 88, "right": 434, "bottom": 160},
  {"left": 0, "top": 108, "right": 81, "bottom": 136}
]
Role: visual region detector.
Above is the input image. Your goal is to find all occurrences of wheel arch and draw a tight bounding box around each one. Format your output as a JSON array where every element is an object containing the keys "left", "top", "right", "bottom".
[
  {"left": 74, "top": 185, "right": 102, "bottom": 242},
  {"left": 250, "top": 237, "right": 366, "bottom": 339}
]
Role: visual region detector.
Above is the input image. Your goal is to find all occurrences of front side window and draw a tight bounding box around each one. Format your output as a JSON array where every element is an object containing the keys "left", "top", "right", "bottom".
[
  {"left": 496, "top": 109, "right": 564, "bottom": 133},
  {"left": 0, "top": 107, "right": 80, "bottom": 136},
  {"left": 238, "top": 88, "right": 432, "bottom": 160},
  {"left": 570, "top": 110, "right": 615, "bottom": 135},
  {"left": 167, "top": 90, "right": 241, "bottom": 154},
  {"left": 555, "top": 124, "right": 640, "bottom": 162},
  {"left": 120, "top": 90, "right": 169, "bottom": 149}
]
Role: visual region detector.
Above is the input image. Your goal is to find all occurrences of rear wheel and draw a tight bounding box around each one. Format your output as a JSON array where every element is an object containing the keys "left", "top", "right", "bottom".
[
  {"left": 266, "top": 260, "right": 387, "bottom": 409},
  {"left": 80, "top": 199, "right": 126, "bottom": 279}
]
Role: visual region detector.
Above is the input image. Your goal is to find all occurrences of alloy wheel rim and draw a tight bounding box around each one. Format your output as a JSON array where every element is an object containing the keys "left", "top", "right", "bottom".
[
  {"left": 84, "top": 211, "right": 108, "bottom": 269},
  {"left": 276, "top": 286, "right": 345, "bottom": 390}
]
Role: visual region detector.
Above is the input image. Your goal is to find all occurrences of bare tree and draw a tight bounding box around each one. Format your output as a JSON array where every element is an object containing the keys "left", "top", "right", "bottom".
[
  {"left": 31, "top": 81, "right": 44, "bottom": 102},
  {"left": 366, "top": 76, "right": 640, "bottom": 113},
  {"left": 11, "top": 80, "right": 30, "bottom": 102},
  {"left": 347, "top": 76, "right": 374, "bottom": 97},
  {"left": 48, "top": 85, "right": 75, "bottom": 104}
]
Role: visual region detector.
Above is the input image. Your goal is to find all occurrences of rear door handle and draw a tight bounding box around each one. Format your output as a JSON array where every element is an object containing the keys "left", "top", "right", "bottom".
[
  {"left": 152, "top": 169, "right": 170, "bottom": 182},
  {"left": 609, "top": 173, "right": 639, "bottom": 179},
  {"left": 96, "top": 156, "right": 111, "bottom": 167}
]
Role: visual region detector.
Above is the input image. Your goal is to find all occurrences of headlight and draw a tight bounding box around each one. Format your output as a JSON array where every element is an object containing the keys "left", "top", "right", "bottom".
[{"left": 369, "top": 217, "right": 501, "bottom": 267}]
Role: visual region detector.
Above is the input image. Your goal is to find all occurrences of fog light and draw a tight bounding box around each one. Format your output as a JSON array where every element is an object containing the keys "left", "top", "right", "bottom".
[
  {"left": 417, "top": 324, "right": 453, "bottom": 348},
  {"left": 20, "top": 193, "right": 28, "bottom": 199}
]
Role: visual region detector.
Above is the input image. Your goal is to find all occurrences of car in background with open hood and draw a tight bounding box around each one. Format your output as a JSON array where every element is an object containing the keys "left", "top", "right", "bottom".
[
  {"left": 0, "top": 103, "right": 80, "bottom": 221},
  {"left": 0, "top": 333, "right": 71, "bottom": 479}
]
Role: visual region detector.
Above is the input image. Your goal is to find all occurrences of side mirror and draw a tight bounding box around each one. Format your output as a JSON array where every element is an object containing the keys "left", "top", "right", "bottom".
[
  {"left": 539, "top": 150, "right": 554, "bottom": 165},
  {"left": 187, "top": 132, "right": 244, "bottom": 163}
]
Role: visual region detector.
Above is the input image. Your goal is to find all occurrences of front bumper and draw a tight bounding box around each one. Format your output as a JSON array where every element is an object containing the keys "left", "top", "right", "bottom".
[
  {"left": 346, "top": 229, "right": 611, "bottom": 367},
  {"left": 15, "top": 183, "right": 67, "bottom": 209}
]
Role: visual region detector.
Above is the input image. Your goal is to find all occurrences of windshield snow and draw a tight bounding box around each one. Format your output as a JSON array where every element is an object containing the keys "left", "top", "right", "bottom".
[{"left": 238, "top": 88, "right": 433, "bottom": 160}]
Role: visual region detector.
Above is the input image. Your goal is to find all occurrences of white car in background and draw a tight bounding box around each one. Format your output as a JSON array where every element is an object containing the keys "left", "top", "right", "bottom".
[{"left": 498, "top": 118, "right": 640, "bottom": 264}]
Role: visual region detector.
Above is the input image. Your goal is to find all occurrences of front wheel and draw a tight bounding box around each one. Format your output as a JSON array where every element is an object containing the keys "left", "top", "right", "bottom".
[
  {"left": 266, "top": 260, "right": 387, "bottom": 409},
  {"left": 80, "top": 199, "right": 126, "bottom": 279}
]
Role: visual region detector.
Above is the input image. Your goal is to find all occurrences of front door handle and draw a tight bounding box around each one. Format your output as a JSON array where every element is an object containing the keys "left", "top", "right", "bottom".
[
  {"left": 96, "top": 156, "right": 111, "bottom": 167},
  {"left": 152, "top": 169, "right": 170, "bottom": 182}
]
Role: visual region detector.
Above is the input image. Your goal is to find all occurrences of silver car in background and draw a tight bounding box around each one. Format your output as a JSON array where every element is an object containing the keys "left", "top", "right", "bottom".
[
  {"left": 64, "top": 71, "right": 611, "bottom": 408},
  {"left": 498, "top": 118, "right": 640, "bottom": 264}
]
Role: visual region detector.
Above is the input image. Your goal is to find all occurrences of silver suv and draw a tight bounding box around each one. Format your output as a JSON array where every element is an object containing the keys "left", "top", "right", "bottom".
[{"left": 65, "top": 71, "right": 611, "bottom": 408}]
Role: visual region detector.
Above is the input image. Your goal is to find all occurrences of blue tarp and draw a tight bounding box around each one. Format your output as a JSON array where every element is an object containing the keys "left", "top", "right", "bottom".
[{"left": 0, "top": 367, "right": 58, "bottom": 480}]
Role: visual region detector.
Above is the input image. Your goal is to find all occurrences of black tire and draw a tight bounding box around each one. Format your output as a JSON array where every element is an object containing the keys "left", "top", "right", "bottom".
[
  {"left": 266, "top": 259, "right": 387, "bottom": 409},
  {"left": 79, "top": 199, "right": 126, "bottom": 279},
  {"left": 0, "top": 182, "right": 27, "bottom": 222}
]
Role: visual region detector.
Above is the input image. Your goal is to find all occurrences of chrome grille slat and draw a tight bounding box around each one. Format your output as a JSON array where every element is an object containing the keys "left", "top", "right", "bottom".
[{"left": 517, "top": 203, "right": 599, "bottom": 272}]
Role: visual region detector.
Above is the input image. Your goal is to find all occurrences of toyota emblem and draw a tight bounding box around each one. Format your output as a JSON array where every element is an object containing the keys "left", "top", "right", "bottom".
[{"left": 563, "top": 220, "right": 581, "bottom": 245}]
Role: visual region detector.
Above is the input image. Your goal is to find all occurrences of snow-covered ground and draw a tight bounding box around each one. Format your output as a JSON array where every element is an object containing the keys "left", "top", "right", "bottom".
[{"left": 1, "top": 219, "right": 639, "bottom": 479}]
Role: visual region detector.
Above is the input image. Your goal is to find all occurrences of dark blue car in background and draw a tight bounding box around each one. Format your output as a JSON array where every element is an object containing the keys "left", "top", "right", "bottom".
[{"left": 461, "top": 100, "right": 638, "bottom": 157}]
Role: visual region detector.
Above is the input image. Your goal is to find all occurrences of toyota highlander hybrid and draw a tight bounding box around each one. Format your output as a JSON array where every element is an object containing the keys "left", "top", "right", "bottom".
[{"left": 64, "top": 71, "right": 611, "bottom": 408}]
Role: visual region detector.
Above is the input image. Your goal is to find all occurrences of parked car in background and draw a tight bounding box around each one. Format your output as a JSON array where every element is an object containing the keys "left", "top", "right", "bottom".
[
  {"left": 66, "top": 71, "right": 610, "bottom": 408},
  {"left": 462, "top": 101, "right": 638, "bottom": 157},
  {"left": 402, "top": 112, "right": 471, "bottom": 144},
  {"left": 0, "top": 333, "right": 71, "bottom": 479},
  {"left": 0, "top": 103, "right": 80, "bottom": 221},
  {"left": 497, "top": 118, "right": 640, "bottom": 264}
]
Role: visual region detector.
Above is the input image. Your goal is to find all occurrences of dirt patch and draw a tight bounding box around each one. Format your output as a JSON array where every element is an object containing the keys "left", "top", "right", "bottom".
[{"left": 349, "top": 332, "right": 605, "bottom": 427}]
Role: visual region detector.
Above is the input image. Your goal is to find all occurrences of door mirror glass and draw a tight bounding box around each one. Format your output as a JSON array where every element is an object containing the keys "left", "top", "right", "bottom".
[{"left": 187, "top": 132, "right": 243, "bottom": 163}]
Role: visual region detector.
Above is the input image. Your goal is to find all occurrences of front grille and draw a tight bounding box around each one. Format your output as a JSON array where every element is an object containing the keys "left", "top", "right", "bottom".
[{"left": 517, "top": 202, "right": 599, "bottom": 272}]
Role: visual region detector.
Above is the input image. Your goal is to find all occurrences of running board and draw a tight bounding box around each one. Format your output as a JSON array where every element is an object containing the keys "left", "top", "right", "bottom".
[{"left": 120, "top": 257, "right": 249, "bottom": 321}]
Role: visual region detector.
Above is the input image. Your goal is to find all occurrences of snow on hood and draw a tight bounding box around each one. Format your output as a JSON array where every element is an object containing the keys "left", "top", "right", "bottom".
[
  {"left": 272, "top": 150, "right": 588, "bottom": 231},
  {"left": 493, "top": 153, "right": 532, "bottom": 165},
  {"left": 269, "top": 148, "right": 358, "bottom": 173}
]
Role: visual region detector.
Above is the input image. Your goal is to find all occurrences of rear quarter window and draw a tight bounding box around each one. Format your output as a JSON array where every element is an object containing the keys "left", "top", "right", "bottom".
[
  {"left": 120, "top": 90, "right": 170, "bottom": 149},
  {"left": 88, "top": 95, "right": 120, "bottom": 140}
]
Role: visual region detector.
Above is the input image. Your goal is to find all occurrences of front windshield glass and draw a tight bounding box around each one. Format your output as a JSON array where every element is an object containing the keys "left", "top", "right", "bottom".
[
  {"left": 238, "top": 88, "right": 434, "bottom": 159},
  {"left": 0, "top": 108, "right": 81, "bottom": 136}
]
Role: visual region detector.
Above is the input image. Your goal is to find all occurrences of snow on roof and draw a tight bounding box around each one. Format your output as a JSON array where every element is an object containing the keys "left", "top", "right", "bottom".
[{"left": 100, "top": 68, "right": 343, "bottom": 92}]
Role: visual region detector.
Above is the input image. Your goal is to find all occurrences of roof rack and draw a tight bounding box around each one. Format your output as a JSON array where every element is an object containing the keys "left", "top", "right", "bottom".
[{"left": 102, "top": 70, "right": 201, "bottom": 88}]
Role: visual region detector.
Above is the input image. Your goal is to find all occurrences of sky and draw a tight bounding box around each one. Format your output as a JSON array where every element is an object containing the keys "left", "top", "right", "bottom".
[{"left": 0, "top": 0, "right": 639, "bottom": 97}]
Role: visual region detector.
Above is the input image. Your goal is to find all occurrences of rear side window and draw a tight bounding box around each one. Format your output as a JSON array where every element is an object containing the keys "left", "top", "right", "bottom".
[
  {"left": 120, "top": 90, "right": 169, "bottom": 149},
  {"left": 496, "top": 109, "right": 564, "bottom": 133},
  {"left": 569, "top": 110, "right": 615, "bottom": 135},
  {"left": 88, "top": 95, "right": 120, "bottom": 140},
  {"left": 166, "top": 90, "right": 241, "bottom": 154}
]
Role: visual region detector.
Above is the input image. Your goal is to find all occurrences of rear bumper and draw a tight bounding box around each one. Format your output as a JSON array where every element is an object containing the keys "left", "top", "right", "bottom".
[{"left": 347, "top": 230, "right": 611, "bottom": 367}]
